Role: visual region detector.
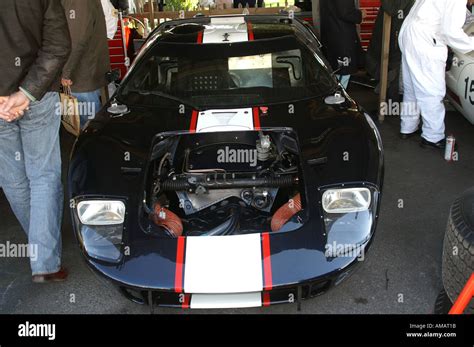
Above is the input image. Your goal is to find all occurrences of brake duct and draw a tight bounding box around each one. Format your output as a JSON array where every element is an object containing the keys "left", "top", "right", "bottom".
[
  {"left": 151, "top": 203, "right": 183, "bottom": 238},
  {"left": 271, "top": 194, "right": 302, "bottom": 232}
]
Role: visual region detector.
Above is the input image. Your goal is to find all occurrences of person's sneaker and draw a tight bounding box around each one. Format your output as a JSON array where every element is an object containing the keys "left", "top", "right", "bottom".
[
  {"left": 421, "top": 138, "right": 458, "bottom": 151},
  {"left": 32, "top": 267, "right": 68, "bottom": 283},
  {"left": 400, "top": 128, "right": 422, "bottom": 140}
]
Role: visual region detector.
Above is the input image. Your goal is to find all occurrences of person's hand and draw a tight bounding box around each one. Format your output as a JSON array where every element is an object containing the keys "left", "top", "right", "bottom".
[
  {"left": 0, "top": 96, "right": 9, "bottom": 121},
  {"left": 0, "top": 92, "right": 30, "bottom": 122},
  {"left": 61, "top": 78, "right": 73, "bottom": 87}
]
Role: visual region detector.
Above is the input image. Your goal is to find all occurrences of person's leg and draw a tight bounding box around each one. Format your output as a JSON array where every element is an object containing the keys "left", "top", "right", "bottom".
[
  {"left": 406, "top": 50, "right": 446, "bottom": 143},
  {"left": 19, "top": 92, "right": 64, "bottom": 275},
  {"left": 233, "top": 0, "right": 245, "bottom": 8},
  {"left": 0, "top": 119, "right": 31, "bottom": 234},
  {"left": 336, "top": 75, "right": 351, "bottom": 89},
  {"left": 72, "top": 89, "right": 102, "bottom": 128},
  {"left": 414, "top": 62, "right": 446, "bottom": 143},
  {"left": 400, "top": 53, "right": 421, "bottom": 134},
  {"left": 247, "top": 0, "right": 256, "bottom": 7}
]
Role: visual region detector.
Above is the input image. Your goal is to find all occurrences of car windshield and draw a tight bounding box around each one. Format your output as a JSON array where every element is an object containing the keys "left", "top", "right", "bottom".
[{"left": 118, "top": 35, "right": 337, "bottom": 109}]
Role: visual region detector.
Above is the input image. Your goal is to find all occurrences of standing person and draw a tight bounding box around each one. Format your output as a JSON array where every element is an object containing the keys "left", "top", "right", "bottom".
[
  {"left": 61, "top": 0, "right": 111, "bottom": 129},
  {"left": 320, "top": 0, "right": 365, "bottom": 89},
  {"left": 399, "top": 0, "right": 474, "bottom": 149},
  {"left": 0, "top": 0, "right": 71, "bottom": 282},
  {"left": 233, "top": 0, "right": 264, "bottom": 8},
  {"left": 101, "top": 0, "right": 119, "bottom": 40},
  {"left": 110, "top": 0, "right": 129, "bottom": 13}
]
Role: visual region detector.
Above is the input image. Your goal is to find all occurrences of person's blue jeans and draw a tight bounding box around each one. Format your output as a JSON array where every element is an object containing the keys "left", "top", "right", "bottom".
[
  {"left": 0, "top": 92, "right": 63, "bottom": 275},
  {"left": 72, "top": 89, "right": 101, "bottom": 128},
  {"left": 337, "top": 75, "right": 351, "bottom": 89}
]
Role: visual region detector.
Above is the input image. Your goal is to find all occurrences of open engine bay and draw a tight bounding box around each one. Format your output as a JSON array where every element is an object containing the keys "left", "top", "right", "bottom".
[{"left": 141, "top": 129, "right": 307, "bottom": 238}]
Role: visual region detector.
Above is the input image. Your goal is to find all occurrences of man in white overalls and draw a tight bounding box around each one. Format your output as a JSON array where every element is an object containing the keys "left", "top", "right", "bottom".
[{"left": 399, "top": 0, "right": 474, "bottom": 149}]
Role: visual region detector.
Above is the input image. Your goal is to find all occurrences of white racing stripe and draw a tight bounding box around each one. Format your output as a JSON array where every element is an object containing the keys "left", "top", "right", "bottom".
[
  {"left": 184, "top": 234, "right": 263, "bottom": 294},
  {"left": 203, "top": 16, "right": 249, "bottom": 43},
  {"left": 196, "top": 108, "right": 254, "bottom": 133},
  {"left": 190, "top": 292, "right": 262, "bottom": 309}
]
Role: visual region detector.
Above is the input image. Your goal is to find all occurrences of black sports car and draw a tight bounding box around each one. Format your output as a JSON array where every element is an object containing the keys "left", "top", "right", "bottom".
[{"left": 69, "top": 15, "right": 384, "bottom": 310}]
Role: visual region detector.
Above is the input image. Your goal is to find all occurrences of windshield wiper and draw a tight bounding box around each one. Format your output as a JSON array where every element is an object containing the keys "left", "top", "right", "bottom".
[{"left": 125, "top": 89, "right": 201, "bottom": 111}]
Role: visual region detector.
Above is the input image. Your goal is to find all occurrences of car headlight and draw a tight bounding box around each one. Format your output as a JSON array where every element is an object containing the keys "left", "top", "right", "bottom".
[
  {"left": 76, "top": 200, "right": 126, "bottom": 263},
  {"left": 77, "top": 200, "right": 126, "bottom": 225},
  {"left": 322, "top": 188, "right": 371, "bottom": 214}
]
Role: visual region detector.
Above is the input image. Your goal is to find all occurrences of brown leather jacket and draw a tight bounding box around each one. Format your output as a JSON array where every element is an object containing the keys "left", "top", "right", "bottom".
[
  {"left": 0, "top": 0, "right": 71, "bottom": 100},
  {"left": 61, "top": 0, "right": 111, "bottom": 93}
]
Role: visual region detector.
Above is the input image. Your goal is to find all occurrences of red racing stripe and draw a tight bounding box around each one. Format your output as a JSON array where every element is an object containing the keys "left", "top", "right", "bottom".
[
  {"left": 175, "top": 236, "right": 186, "bottom": 293},
  {"left": 190, "top": 110, "right": 199, "bottom": 133},
  {"left": 263, "top": 292, "right": 271, "bottom": 307},
  {"left": 261, "top": 232, "right": 273, "bottom": 291},
  {"left": 247, "top": 22, "right": 255, "bottom": 41},
  {"left": 197, "top": 31, "right": 204, "bottom": 44},
  {"left": 253, "top": 107, "right": 261, "bottom": 130},
  {"left": 182, "top": 294, "right": 191, "bottom": 309}
]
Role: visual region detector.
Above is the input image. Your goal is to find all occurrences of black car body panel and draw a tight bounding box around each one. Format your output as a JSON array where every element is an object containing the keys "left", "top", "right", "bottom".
[{"left": 69, "top": 15, "right": 384, "bottom": 309}]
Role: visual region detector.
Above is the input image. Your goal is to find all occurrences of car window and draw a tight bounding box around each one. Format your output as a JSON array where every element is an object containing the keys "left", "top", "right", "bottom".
[{"left": 119, "top": 36, "right": 337, "bottom": 108}]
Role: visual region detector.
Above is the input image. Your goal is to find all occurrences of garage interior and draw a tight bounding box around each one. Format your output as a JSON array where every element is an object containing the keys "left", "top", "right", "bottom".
[{"left": 0, "top": 0, "right": 473, "bottom": 314}]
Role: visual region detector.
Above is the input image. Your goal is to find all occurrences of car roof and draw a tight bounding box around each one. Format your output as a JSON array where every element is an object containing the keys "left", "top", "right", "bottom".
[{"left": 150, "top": 15, "right": 302, "bottom": 44}]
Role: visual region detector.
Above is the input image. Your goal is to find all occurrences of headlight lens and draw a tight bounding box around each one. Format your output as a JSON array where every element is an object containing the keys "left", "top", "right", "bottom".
[
  {"left": 77, "top": 200, "right": 126, "bottom": 225},
  {"left": 322, "top": 188, "right": 371, "bottom": 214},
  {"left": 81, "top": 225, "right": 123, "bottom": 263}
]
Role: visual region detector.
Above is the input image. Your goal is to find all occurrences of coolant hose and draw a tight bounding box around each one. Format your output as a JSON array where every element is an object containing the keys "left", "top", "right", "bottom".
[
  {"left": 151, "top": 203, "right": 184, "bottom": 238},
  {"left": 271, "top": 194, "right": 302, "bottom": 232}
]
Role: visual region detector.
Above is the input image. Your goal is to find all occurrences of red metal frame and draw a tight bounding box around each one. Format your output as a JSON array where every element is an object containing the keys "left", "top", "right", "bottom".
[
  {"left": 108, "top": 13, "right": 130, "bottom": 80},
  {"left": 360, "top": 0, "right": 381, "bottom": 50},
  {"left": 449, "top": 274, "right": 474, "bottom": 314}
]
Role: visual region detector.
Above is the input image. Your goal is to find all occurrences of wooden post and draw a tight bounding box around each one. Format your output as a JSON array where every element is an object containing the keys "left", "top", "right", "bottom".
[
  {"left": 149, "top": 0, "right": 155, "bottom": 29},
  {"left": 378, "top": 11, "right": 392, "bottom": 123}
]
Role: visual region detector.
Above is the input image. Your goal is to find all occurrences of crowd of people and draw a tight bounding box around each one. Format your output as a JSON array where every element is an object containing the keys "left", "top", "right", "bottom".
[{"left": 0, "top": 0, "right": 473, "bottom": 282}]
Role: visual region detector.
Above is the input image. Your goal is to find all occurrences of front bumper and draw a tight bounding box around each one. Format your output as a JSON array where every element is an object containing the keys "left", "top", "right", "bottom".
[
  {"left": 79, "top": 226, "right": 373, "bottom": 309},
  {"left": 71, "top": 183, "right": 380, "bottom": 310}
]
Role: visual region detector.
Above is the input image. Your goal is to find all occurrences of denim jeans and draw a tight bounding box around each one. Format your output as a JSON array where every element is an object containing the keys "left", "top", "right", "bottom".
[
  {"left": 72, "top": 89, "right": 101, "bottom": 128},
  {"left": 337, "top": 75, "right": 351, "bottom": 89},
  {"left": 0, "top": 92, "right": 63, "bottom": 275}
]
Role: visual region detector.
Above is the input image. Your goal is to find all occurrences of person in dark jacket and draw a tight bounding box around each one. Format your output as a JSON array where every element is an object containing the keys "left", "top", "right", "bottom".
[
  {"left": 233, "top": 0, "right": 264, "bottom": 8},
  {"left": 61, "top": 0, "right": 111, "bottom": 128},
  {"left": 366, "top": 0, "right": 414, "bottom": 102},
  {"left": 110, "top": 0, "right": 129, "bottom": 12},
  {"left": 0, "top": 0, "right": 71, "bottom": 282},
  {"left": 320, "top": 0, "right": 364, "bottom": 89}
]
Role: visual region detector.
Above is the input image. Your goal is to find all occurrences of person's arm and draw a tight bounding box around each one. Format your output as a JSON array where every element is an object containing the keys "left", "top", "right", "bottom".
[
  {"left": 62, "top": 0, "right": 96, "bottom": 82},
  {"left": 101, "top": 0, "right": 119, "bottom": 40},
  {"left": 334, "top": 0, "right": 363, "bottom": 25},
  {"left": 19, "top": 0, "right": 71, "bottom": 100},
  {"left": 442, "top": 0, "right": 474, "bottom": 54}
]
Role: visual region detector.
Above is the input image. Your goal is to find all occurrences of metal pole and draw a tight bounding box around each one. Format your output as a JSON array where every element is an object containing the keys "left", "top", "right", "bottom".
[{"left": 311, "top": 0, "right": 320, "bottom": 37}]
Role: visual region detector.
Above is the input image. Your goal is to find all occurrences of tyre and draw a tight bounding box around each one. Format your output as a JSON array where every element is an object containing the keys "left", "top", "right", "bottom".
[
  {"left": 441, "top": 187, "right": 474, "bottom": 314},
  {"left": 434, "top": 288, "right": 452, "bottom": 314}
]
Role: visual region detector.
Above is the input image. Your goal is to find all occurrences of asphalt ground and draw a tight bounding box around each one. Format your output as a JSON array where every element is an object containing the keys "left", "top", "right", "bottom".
[{"left": 1, "top": 84, "right": 473, "bottom": 314}]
